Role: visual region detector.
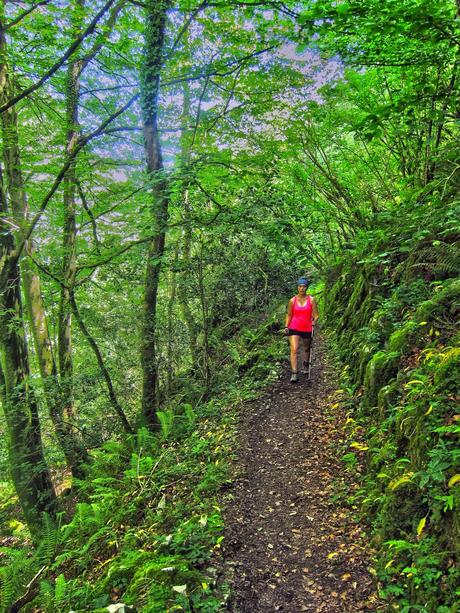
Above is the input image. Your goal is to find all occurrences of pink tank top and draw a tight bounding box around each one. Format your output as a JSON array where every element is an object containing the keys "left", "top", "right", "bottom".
[{"left": 289, "top": 295, "right": 313, "bottom": 332}]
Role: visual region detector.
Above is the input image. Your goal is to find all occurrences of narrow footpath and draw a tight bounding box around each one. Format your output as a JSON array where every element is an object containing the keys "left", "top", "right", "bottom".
[{"left": 221, "top": 334, "right": 382, "bottom": 612}]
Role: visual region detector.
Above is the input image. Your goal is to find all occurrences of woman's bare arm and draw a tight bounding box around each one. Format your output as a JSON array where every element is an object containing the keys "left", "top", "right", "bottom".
[
  {"left": 312, "top": 297, "right": 319, "bottom": 325},
  {"left": 285, "top": 298, "right": 294, "bottom": 328}
]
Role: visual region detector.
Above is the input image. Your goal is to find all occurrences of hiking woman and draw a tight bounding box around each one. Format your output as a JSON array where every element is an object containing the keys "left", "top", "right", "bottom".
[{"left": 285, "top": 277, "right": 319, "bottom": 383}]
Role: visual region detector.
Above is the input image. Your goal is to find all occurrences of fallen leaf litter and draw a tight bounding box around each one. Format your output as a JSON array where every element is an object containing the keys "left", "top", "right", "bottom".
[{"left": 218, "top": 333, "right": 383, "bottom": 612}]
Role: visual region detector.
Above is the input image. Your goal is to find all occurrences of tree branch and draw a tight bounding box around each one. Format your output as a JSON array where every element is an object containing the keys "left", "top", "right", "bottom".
[
  {"left": 165, "top": 1, "right": 209, "bottom": 61},
  {"left": 76, "top": 179, "right": 101, "bottom": 255},
  {"left": 79, "top": 0, "right": 129, "bottom": 73},
  {"left": 75, "top": 235, "right": 153, "bottom": 272},
  {"left": 0, "top": 0, "right": 118, "bottom": 113},
  {"left": 69, "top": 292, "right": 134, "bottom": 434},
  {"left": 12, "top": 92, "right": 140, "bottom": 265},
  {"left": 78, "top": 185, "right": 147, "bottom": 229},
  {"left": 161, "top": 44, "right": 279, "bottom": 88},
  {"left": 4, "top": 1, "right": 51, "bottom": 31}
]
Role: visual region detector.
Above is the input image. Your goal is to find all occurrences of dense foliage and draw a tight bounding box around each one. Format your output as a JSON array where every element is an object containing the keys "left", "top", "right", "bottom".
[{"left": 0, "top": 0, "right": 458, "bottom": 611}]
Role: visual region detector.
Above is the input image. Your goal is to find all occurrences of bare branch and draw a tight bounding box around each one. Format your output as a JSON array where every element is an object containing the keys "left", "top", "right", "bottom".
[
  {"left": 165, "top": 1, "right": 209, "bottom": 61},
  {"left": 76, "top": 235, "right": 153, "bottom": 272},
  {"left": 69, "top": 291, "right": 134, "bottom": 434},
  {"left": 76, "top": 179, "right": 101, "bottom": 255},
  {"left": 78, "top": 185, "right": 148, "bottom": 228},
  {"left": 79, "top": 0, "right": 129, "bottom": 73},
  {"left": 29, "top": 253, "right": 66, "bottom": 289},
  {"left": 161, "top": 44, "right": 279, "bottom": 88}
]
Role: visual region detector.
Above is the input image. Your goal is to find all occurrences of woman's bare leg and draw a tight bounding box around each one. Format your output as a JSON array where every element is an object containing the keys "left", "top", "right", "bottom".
[
  {"left": 289, "top": 335, "right": 300, "bottom": 372},
  {"left": 302, "top": 337, "right": 312, "bottom": 369}
]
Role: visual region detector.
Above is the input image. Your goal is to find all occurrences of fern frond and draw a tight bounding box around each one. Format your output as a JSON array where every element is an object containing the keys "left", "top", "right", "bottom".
[
  {"left": 54, "top": 573, "right": 67, "bottom": 604},
  {"left": 409, "top": 240, "right": 460, "bottom": 279},
  {"left": 183, "top": 403, "right": 196, "bottom": 426},
  {"left": 37, "top": 513, "right": 59, "bottom": 566},
  {"left": 156, "top": 409, "right": 174, "bottom": 438},
  {"left": 0, "top": 566, "right": 14, "bottom": 609}
]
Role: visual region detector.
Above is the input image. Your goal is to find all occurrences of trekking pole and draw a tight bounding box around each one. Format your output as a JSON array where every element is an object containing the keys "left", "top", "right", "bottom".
[{"left": 308, "top": 326, "right": 314, "bottom": 381}]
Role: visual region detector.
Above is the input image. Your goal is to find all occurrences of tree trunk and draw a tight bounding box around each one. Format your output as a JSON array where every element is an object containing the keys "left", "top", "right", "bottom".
[
  {"left": 0, "top": 3, "right": 57, "bottom": 539},
  {"left": 58, "top": 0, "right": 84, "bottom": 444},
  {"left": 0, "top": 4, "right": 88, "bottom": 480},
  {"left": 177, "top": 70, "right": 200, "bottom": 370},
  {"left": 139, "top": 0, "right": 172, "bottom": 428},
  {"left": 197, "top": 247, "right": 211, "bottom": 389},
  {"left": 0, "top": 167, "right": 57, "bottom": 541},
  {"left": 166, "top": 244, "right": 179, "bottom": 397},
  {"left": 179, "top": 190, "right": 200, "bottom": 368}
]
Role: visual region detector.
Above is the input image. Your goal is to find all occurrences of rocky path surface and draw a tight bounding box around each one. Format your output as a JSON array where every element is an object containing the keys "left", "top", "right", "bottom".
[{"left": 221, "top": 334, "right": 382, "bottom": 612}]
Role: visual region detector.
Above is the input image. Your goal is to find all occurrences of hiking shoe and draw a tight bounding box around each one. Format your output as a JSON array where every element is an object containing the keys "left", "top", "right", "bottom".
[
  {"left": 290, "top": 371, "right": 298, "bottom": 383},
  {"left": 300, "top": 360, "right": 309, "bottom": 374}
]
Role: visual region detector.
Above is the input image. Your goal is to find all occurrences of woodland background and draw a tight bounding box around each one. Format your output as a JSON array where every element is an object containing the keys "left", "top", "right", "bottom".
[{"left": 0, "top": 0, "right": 459, "bottom": 611}]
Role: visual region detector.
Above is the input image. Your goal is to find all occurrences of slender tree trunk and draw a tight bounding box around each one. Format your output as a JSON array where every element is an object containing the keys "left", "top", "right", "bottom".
[
  {"left": 166, "top": 244, "right": 179, "bottom": 397},
  {"left": 197, "top": 248, "right": 211, "bottom": 388},
  {"left": 179, "top": 190, "right": 200, "bottom": 367},
  {"left": 0, "top": 5, "right": 88, "bottom": 479},
  {"left": 139, "top": 0, "right": 172, "bottom": 428},
  {"left": 177, "top": 71, "right": 200, "bottom": 369},
  {"left": 58, "top": 0, "right": 84, "bottom": 440}
]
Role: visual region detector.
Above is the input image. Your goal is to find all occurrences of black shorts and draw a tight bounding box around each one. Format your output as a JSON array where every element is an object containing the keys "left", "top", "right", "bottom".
[{"left": 288, "top": 329, "right": 312, "bottom": 339}]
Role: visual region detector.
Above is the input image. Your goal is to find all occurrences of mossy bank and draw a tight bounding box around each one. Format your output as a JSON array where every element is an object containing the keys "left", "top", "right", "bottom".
[{"left": 323, "top": 212, "right": 460, "bottom": 611}]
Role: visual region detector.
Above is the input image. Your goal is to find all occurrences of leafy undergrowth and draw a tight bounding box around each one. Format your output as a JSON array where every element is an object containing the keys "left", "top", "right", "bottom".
[
  {"left": 0, "top": 314, "right": 285, "bottom": 613},
  {"left": 324, "top": 204, "right": 460, "bottom": 612}
]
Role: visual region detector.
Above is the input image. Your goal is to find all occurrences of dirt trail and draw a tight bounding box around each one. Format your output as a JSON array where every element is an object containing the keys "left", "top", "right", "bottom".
[{"left": 221, "top": 334, "right": 381, "bottom": 612}]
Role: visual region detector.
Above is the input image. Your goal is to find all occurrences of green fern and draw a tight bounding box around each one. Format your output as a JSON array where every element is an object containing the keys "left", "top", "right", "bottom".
[
  {"left": 39, "top": 579, "right": 54, "bottom": 612},
  {"left": 408, "top": 239, "right": 460, "bottom": 279},
  {"left": 54, "top": 573, "right": 67, "bottom": 604},
  {"left": 135, "top": 426, "right": 157, "bottom": 452},
  {"left": 183, "top": 403, "right": 196, "bottom": 426},
  {"left": 37, "top": 512, "right": 59, "bottom": 566},
  {"left": 156, "top": 408, "right": 175, "bottom": 438},
  {"left": 0, "top": 566, "right": 14, "bottom": 609},
  {"left": 0, "top": 546, "right": 40, "bottom": 609}
]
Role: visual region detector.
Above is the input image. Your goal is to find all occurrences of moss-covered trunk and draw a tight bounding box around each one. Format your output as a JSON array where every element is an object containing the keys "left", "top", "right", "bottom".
[
  {"left": 0, "top": 4, "right": 88, "bottom": 480},
  {"left": 0, "top": 257, "right": 58, "bottom": 540},
  {"left": 139, "top": 0, "right": 172, "bottom": 428},
  {"left": 58, "top": 0, "right": 84, "bottom": 459},
  {"left": 0, "top": 151, "right": 57, "bottom": 540}
]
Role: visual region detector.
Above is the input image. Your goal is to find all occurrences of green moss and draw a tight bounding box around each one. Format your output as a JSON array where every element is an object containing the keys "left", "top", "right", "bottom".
[
  {"left": 356, "top": 293, "right": 374, "bottom": 329},
  {"left": 324, "top": 230, "right": 460, "bottom": 612},
  {"left": 362, "top": 350, "right": 400, "bottom": 412},
  {"left": 406, "top": 411, "right": 430, "bottom": 471},
  {"left": 433, "top": 347, "right": 460, "bottom": 392},
  {"left": 123, "top": 557, "right": 202, "bottom": 611},
  {"left": 415, "top": 279, "right": 460, "bottom": 322},
  {"left": 388, "top": 321, "right": 418, "bottom": 354},
  {"left": 368, "top": 306, "right": 394, "bottom": 340},
  {"left": 356, "top": 350, "right": 373, "bottom": 385},
  {"left": 340, "top": 273, "right": 368, "bottom": 333},
  {"left": 377, "top": 487, "right": 423, "bottom": 541},
  {"left": 377, "top": 380, "right": 400, "bottom": 419}
]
